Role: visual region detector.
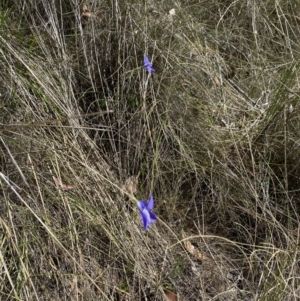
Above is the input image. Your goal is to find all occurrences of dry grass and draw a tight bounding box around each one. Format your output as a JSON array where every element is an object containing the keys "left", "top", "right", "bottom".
[{"left": 1, "top": 0, "right": 300, "bottom": 300}]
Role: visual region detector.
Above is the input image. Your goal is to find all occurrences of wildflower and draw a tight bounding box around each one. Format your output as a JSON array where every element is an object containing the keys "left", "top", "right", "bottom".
[
  {"left": 137, "top": 194, "right": 157, "bottom": 230},
  {"left": 144, "top": 56, "right": 155, "bottom": 73}
]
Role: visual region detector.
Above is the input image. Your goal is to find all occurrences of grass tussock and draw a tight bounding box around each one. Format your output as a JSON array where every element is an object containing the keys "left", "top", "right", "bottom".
[{"left": 1, "top": 0, "right": 300, "bottom": 300}]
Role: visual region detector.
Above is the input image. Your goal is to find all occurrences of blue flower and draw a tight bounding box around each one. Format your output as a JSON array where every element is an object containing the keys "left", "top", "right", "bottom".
[
  {"left": 144, "top": 56, "right": 155, "bottom": 73},
  {"left": 137, "top": 194, "right": 157, "bottom": 230}
]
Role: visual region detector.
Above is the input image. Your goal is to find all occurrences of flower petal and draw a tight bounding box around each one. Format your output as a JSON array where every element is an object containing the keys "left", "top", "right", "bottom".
[
  {"left": 137, "top": 200, "right": 146, "bottom": 211},
  {"left": 147, "top": 194, "right": 154, "bottom": 210},
  {"left": 149, "top": 211, "right": 157, "bottom": 223},
  {"left": 141, "top": 209, "right": 150, "bottom": 230}
]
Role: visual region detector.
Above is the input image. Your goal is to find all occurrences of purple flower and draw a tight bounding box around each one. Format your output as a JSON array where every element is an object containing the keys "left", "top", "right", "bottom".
[
  {"left": 144, "top": 56, "right": 155, "bottom": 73},
  {"left": 137, "top": 194, "right": 157, "bottom": 230}
]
